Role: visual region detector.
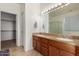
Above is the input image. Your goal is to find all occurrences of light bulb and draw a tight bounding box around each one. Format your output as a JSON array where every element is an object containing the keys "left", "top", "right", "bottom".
[
  {"left": 58, "top": 3, "right": 62, "bottom": 5},
  {"left": 54, "top": 4, "right": 58, "bottom": 8},
  {"left": 65, "top": 3, "right": 70, "bottom": 6},
  {"left": 61, "top": 5, "right": 64, "bottom": 8}
]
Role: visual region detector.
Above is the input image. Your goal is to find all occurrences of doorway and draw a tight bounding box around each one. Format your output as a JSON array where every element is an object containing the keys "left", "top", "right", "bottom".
[{"left": 1, "top": 11, "right": 16, "bottom": 50}]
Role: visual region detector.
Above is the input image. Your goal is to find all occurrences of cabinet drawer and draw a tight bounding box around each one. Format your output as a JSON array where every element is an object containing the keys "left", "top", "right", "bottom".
[
  {"left": 41, "top": 47, "right": 48, "bottom": 56},
  {"left": 49, "top": 46, "right": 59, "bottom": 56},
  {"left": 41, "top": 38, "right": 48, "bottom": 44},
  {"left": 33, "top": 39, "right": 37, "bottom": 49},
  {"left": 36, "top": 41, "right": 41, "bottom": 52},
  {"left": 41, "top": 43, "right": 48, "bottom": 48},
  {"left": 60, "top": 50, "right": 74, "bottom": 56},
  {"left": 49, "top": 40, "right": 75, "bottom": 54}
]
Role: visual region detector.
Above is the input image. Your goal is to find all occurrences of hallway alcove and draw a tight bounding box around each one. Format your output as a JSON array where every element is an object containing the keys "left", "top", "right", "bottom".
[{"left": 1, "top": 11, "right": 16, "bottom": 50}]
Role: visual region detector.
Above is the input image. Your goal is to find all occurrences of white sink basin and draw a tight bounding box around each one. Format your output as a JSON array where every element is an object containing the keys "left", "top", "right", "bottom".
[{"left": 56, "top": 38, "right": 73, "bottom": 42}]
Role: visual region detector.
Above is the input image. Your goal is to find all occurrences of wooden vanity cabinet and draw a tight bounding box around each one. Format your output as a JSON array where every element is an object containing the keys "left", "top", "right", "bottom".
[{"left": 33, "top": 35, "right": 76, "bottom": 56}]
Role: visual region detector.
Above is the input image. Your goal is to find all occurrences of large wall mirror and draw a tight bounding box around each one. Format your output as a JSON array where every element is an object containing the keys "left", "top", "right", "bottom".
[{"left": 48, "top": 3, "right": 79, "bottom": 36}]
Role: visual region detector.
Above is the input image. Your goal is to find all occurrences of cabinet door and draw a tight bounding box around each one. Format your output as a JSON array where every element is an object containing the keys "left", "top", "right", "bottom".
[
  {"left": 33, "top": 39, "right": 37, "bottom": 49},
  {"left": 60, "top": 50, "right": 74, "bottom": 56},
  {"left": 41, "top": 46, "right": 48, "bottom": 56},
  {"left": 36, "top": 40, "right": 41, "bottom": 52},
  {"left": 49, "top": 46, "right": 59, "bottom": 56},
  {"left": 76, "top": 46, "right": 79, "bottom": 56}
]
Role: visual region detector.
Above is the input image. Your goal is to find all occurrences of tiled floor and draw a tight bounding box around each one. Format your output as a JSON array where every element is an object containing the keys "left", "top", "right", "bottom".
[
  {"left": 9, "top": 47, "right": 42, "bottom": 56},
  {"left": 1, "top": 40, "right": 42, "bottom": 56}
]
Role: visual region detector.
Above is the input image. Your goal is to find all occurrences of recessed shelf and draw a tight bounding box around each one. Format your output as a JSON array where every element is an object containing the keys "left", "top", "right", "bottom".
[{"left": 1, "top": 30, "right": 16, "bottom": 32}]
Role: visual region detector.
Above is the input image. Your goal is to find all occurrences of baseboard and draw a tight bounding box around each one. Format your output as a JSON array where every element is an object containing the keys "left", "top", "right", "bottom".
[{"left": 24, "top": 47, "right": 33, "bottom": 52}]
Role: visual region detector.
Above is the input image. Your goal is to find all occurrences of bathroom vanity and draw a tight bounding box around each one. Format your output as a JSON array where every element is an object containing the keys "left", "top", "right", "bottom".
[{"left": 33, "top": 33, "right": 79, "bottom": 56}]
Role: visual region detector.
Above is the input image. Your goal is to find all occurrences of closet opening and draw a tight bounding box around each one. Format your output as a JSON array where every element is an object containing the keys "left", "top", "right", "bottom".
[{"left": 1, "top": 11, "right": 16, "bottom": 50}]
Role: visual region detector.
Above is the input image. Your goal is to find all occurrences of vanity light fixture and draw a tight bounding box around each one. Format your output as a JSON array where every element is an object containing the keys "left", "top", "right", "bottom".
[{"left": 42, "top": 3, "right": 70, "bottom": 14}]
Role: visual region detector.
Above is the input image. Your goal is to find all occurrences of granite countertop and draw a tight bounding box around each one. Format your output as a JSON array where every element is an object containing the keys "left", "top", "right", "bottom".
[{"left": 33, "top": 33, "right": 79, "bottom": 46}]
